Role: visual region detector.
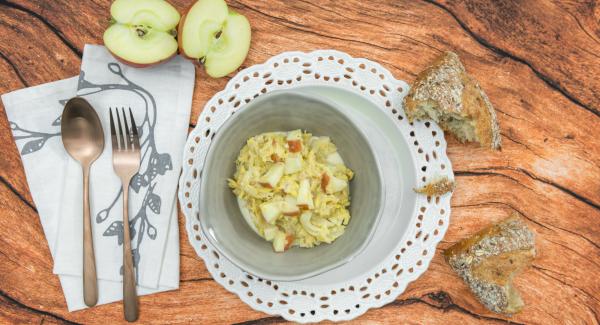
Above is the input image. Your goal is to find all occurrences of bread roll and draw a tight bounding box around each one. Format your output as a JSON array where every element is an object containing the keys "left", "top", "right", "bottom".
[
  {"left": 403, "top": 51, "right": 501, "bottom": 150},
  {"left": 444, "top": 215, "right": 535, "bottom": 315}
]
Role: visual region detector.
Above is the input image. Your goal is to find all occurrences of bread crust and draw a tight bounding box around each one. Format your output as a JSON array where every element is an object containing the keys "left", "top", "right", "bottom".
[
  {"left": 444, "top": 215, "right": 535, "bottom": 315},
  {"left": 404, "top": 51, "right": 501, "bottom": 150},
  {"left": 414, "top": 176, "right": 455, "bottom": 196}
]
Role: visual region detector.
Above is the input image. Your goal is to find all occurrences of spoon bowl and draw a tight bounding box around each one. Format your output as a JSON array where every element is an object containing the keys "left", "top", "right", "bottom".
[
  {"left": 61, "top": 97, "right": 104, "bottom": 307},
  {"left": 62, "top": 98, "right": 105, "bottom": 162}
]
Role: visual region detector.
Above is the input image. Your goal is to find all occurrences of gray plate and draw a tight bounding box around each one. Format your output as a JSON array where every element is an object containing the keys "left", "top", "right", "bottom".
[{"left": 199, "top": 90, "right": 384, "bottom": 281}]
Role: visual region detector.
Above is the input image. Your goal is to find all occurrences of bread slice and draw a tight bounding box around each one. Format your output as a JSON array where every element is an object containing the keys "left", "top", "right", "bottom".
[
  {"left": 414, "top": 176, "right": 455, "bottom": 196},
  {"left": 444, "top": 215, "right": 535, "bottom": 315},
  {"left": 403, "top": 51, "right": 501, "bottom": 150}
]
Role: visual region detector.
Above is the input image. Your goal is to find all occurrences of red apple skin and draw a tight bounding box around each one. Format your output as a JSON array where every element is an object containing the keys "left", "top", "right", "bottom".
[
  {"left": 297, "top": 204, "right": 309, "bottom": 211},
  {"left": 177, "top": 1, "right": 204, "bottom": 61},
  {"left": 106, "top": 47, "right": 178, "bottom": 68},
  {"left": 282, "top": 210, "right": 300, "bottom": 217},
  {"left": 177, "top": 12, "right": 195, "bottom": 60},
  {"left": 177, "top": 12, "right": 208, "bottom": 72},
  {"left": 287, "top": 140, "right": 302, "bottom": 153},
  {"left": 259, "top": 182, "right": 273, "bottom": 189},
  {"left": 284, "top": 235, "right": 294, "bottom": 250},
  {"left": 321, "top": 172, "right": 330, "bottom": 192}
]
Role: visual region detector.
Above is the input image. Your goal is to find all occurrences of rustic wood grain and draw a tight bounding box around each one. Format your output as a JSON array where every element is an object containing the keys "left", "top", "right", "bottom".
[{"left": 0, "top": 0, "right": 598, "bottom": 324}]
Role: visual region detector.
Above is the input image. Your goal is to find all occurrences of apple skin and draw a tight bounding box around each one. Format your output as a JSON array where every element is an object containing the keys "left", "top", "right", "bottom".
[
  {"left": 105, "top": 0, "right": 252, "bottom": 73},
  {"left": 321, "top": 172, "right": 330, "bottom": 192},
  {"left": 284, "top": 235, "right": 294, "bottom": 250},
  {"left": 287, "top": 140, "right": 302, "bottom": 153},
  {"left": 297, "top": 204, "right": 310, "bottom": 211},
  {"left": 258, "top": 182, "right": 273, "bottom": 189},
  {"left": 177, "top": 12, "right": 193, "bottom": 60}
]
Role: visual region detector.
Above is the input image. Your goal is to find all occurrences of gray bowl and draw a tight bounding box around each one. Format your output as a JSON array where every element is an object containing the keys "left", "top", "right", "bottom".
[{"left": 199, "top": 90, "right": 384, "bottom": 281}]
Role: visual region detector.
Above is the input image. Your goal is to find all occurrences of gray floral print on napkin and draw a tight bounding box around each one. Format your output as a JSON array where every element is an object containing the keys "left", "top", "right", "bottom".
[{"left": 10, "top": 62, "right": 173, "bottom": 280}]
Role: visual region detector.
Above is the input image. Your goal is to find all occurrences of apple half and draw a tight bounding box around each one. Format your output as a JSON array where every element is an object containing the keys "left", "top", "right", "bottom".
[
  {"left": 179, "top": 0, "right": 251, "bottom": 78},
  {"left": 103, "top": 0, "right": 180, "bottom": 67}
]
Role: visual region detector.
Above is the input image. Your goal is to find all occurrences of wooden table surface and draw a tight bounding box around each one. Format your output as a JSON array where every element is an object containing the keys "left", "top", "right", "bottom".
[{"left": 1, "top": 0, "right": 599, "bottom": 324}]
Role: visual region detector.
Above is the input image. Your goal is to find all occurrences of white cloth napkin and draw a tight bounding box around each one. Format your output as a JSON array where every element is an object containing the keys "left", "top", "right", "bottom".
[{"left": 1, "top": 44, "right": 195, "bottom": 311}]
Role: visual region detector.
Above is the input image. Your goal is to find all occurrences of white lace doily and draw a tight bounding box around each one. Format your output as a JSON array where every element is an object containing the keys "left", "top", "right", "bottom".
[{"left": 178, "top": 50, "right": 453, "bottom": 323}]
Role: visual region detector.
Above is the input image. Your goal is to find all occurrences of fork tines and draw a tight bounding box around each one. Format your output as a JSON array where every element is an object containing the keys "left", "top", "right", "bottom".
[{"left": 109, "top": 107, "right": 140, "bottom": 151}]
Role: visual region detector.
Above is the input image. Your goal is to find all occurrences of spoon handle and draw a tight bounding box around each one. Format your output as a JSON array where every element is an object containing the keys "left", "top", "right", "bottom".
[
  {"left": 122, "top": 183, "right": 139, "bottom": 322},
  {"left": 82, "top": 165, "right": 98, "bottom": 307}
]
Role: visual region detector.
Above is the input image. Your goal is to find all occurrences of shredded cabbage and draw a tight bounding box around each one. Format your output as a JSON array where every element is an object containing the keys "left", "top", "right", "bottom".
[{"left": 228, "top": 130, "right": 354, "bottom": 252}]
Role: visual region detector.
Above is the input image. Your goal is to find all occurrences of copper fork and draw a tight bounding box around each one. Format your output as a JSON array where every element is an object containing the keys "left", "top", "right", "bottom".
[{"left": 109, "top": 107, "right": 140, "bottom": 322}]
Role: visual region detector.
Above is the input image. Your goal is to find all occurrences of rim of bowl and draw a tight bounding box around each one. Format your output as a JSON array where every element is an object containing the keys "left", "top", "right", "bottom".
[{"left": 198, "top": 90, "right": 385, "bottom": 281}]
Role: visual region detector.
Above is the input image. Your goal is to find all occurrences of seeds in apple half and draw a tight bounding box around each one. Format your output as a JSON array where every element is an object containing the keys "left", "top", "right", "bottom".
[
  {"left": 179, "top": 0, "right": 251, "bottom": 78},
  {"left": 103, "top": 0, "right": 180, "bottom": 67}
]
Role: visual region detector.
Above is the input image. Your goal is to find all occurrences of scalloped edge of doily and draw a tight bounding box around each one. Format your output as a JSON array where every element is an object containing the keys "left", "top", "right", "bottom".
[{"left": 178, "top": 49, "right": 453, "bottom": 323}]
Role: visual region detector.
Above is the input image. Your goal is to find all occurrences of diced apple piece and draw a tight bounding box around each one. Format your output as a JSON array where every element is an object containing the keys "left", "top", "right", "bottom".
[
  {"left": 326, "top": 175, "right": 348, "bottom": 193},
  {"left": 260, "top": 201, "right": 281, "bottom": 224},
  {"left": 282, "top": 209, "right": 300, "bottom": 217},
  {"left": 258, "top": 163, "right": 284, "bottom": 188},
  {"left": 310, "top": 136, "right": 330, "bottom": 150},
  {"left": 326, "top": 151, "right": 344, "bottom": 165},
  {"left": 296, "top": 179, "right": 314, "bottom": 209},
  {"left": 179, "top": 0, "right": 251, "bottom": 77},
  {"left": 284, "top": 195, "right": 297, "bottom": 205},
  {"left": 286, "top": 129, "right": 303, "bottom": 153},
  {"left": 300, "top": 212, "right": 322, "bottom": 236},
  {"left": 321, "top": 172, "right": 330, "bottom": 192},
  {"left": 280, "top": 196, "right": 300, "bottom": 216},
  {"left": 285, "top": 235, "right": 294, "bottom": 250},
  {"left": 287, "top": 140, "right": 302, "bottom": 153},
  {"left": 273, "top": 231, "right": 286, "bottom": 252},
  {"left": 286, "top": 129, "right": 302, "bottom": 141},
  {"left": 103, "top": 0, "right": 180, "bottom": 67},
  {"left": 284, "top": 154, "right": 303, "bottom": 174},
  {"left": 263, "top": 225, "right": 278, "bottom": 241}
]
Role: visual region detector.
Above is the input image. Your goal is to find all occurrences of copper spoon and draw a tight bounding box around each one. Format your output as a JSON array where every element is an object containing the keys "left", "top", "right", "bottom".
[{"left": 61, "top": 97, "right": 104, "bottom": 307}]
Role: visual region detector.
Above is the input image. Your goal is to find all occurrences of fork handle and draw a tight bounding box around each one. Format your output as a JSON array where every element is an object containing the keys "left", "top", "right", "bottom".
[
  {"left": 122, "top": 183, "right": 139, "bottom": 322},
  {"left": 82, "top": 165, "right": 98, "bottom": 307}
]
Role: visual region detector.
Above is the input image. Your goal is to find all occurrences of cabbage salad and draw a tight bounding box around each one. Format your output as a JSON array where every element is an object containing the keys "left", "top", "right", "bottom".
[{"left": 228, "top": 130, "right": 354, "bottom": 252}]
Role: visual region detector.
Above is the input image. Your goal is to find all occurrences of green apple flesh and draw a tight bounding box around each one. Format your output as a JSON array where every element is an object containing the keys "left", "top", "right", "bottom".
[
  {"left": 179, "top": 0, "right": 251, "bottom": 78},
  {"left": 104, "top": 0, "right": 180, "bottom": 66}
]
